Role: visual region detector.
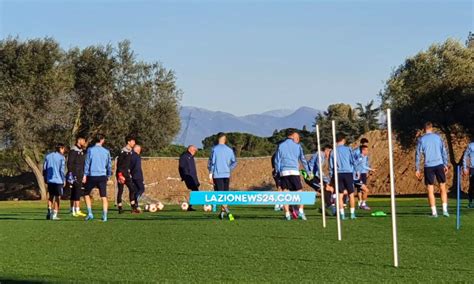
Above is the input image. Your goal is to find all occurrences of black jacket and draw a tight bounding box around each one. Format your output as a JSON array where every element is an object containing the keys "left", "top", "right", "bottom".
[
  {"left": 67, "top": 145, "right": 85, "bottom": 179},
  {"left": 116, "top": 147, "right": 133, "bottom": 178},
  {"left": 130, "top": 151, "right": 143, "bottom": 181},
  {"left": 178, "top": 151, "right": 199, "bottom": 184}
]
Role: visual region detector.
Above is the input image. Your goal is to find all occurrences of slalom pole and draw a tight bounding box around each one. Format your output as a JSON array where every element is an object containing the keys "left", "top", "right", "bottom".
[
  {"left": 331, "top": 120, "right": 342, "bottom": 241},
  {"left": 456, "top": 165, "right": 461, "bottom": 230},
  {"left": 316, "top": 125, "right": 326, "bottom": 228},
  {"left": 387, "top": 109, "right": 399, "bottom": 268}
]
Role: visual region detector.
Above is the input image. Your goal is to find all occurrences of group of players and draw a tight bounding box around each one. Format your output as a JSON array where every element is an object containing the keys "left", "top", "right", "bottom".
[
  {"left": 42, "top": 121, "right": 474, "bottom": 222},
  {"left": 43, "top": 134, "right": 144, "bottom": 221}
]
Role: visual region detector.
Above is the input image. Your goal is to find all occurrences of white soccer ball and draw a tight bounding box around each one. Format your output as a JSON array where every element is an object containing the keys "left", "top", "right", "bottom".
[
  {"left": 148, "top": 203, "right": 158, "bottom": 213},
  {"left": 203, "top": 205, "right": 212, "bottom": 212},
  {"left": 181, "top": 202, "right": 189, "bottom": 211},
  {"left": 157, "top": 202, "right": 164, "bottom": 211}
]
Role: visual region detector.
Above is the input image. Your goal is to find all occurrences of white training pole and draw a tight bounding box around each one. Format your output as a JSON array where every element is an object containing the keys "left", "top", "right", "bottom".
[
  {"left": 316, "top": 125, "right": 326, "bottom": 228},
  {"left": 387, "top": 109, "right": 399, "bottom": 267},
  {"left": 331, "top": 120, "right": 342, "bottom": 241}
]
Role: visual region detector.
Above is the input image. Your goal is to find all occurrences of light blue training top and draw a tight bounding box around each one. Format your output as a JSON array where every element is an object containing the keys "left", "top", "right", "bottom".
[
  {"left": 208, "top": 144, "right": 237, "bottom": 179},
  {"left": 415, "top": 133, "right": 448, "bottom": 171},
  {"left": 43, "top": 152, "right": 65, "bottom": 184}
]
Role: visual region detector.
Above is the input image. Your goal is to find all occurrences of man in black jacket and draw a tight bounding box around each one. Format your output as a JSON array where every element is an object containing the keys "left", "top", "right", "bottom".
[
  {"left": 116, "top": 135, "right": 139, "bottom": 214},
  {"left": 179, "top": 145, "right": 200, "bottom": 211},
  {"left": 67, "top": 136, "right": 87, "bottom": 217},
  {"left": 130, "top": 144, "right": 145, "bottom": 209}
]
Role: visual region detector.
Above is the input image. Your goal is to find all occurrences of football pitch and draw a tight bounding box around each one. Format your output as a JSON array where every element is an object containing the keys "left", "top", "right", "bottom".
[{"left": 0, "top": 198, "right": 472, "bottom": 283}]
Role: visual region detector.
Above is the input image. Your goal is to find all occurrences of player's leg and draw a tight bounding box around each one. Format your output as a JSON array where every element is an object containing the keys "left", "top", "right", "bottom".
[
  {"left": 436, "top": 166, "right": 449, "bottom": 217},
  {"left": 84, "top": 178, "right": 95, "bottom": 220},
  {"left": 51, "top": 184, "right": 62, "bottom": 220},
  {"left": 337, "top": 174, "right": 347, "bottom": 219},
  {"left": 125, "top": 178, "right": 139, "bottom": 213},
  {"left": 98, "top": 177, "right": 108, "bottom": 221},
  {"left": 133, "top": 179, "right": 146, "bottom": 211},
  {"left": 424, "top": 167, "right": 438, "bottom": 217},
  {"left": 46, "top": 184, "right": 54, "bottom": 220},
  {"left": 360, "top": 185, "right": 370, "bottom": 210},
  {"left": 346, "top": 176, "right": 356, "bottom": 219},
  {"left": 116, "top": 181, "right": 125, "bottom": 214}
]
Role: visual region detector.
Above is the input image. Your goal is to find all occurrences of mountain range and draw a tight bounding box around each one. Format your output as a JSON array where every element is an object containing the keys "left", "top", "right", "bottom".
[{"left": 175, "top": 106, "right": 321, "bottom": 147}]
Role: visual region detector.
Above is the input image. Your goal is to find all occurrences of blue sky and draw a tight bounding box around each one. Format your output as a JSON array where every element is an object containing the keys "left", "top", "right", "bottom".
[{"left": 1, "top": 0, "right": 472, "bottom": 115}]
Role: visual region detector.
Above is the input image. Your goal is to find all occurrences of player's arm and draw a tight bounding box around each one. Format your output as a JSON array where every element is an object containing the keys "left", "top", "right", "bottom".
[
  {"left": 60, "top": 157, "right": 66, "bottom": 185},
  {"left": 299, "top": 146, "right": 311, "bottom": 176},
  {"left": 42, "top": 156, "right": 48, "bottom": 183},
  {"left": 106, "top": 151, "right": 112, "bottom": 178},
  {"left": 415, "top": 139, "right": 422, "bottom": 179},
  {"left": 273, "top": 148, "right": 281, "bottom": 175},
  {"left": 208, "top": 148, "right": 215, "bottom": 182},
  {"left": 463, "top": 147, "right": 470, "bottom": 175},
  {"left": 229, "top": 151, "right": 237, "bottom": 171},
  {"left": 83, "top": 150, "right": 90, "bottom": 183},
  {"left": 441, "top": 138, "right": 449, "bottom": 173},
  {"left": 329, "top": 151, "right": 334, "bottom": 178}
]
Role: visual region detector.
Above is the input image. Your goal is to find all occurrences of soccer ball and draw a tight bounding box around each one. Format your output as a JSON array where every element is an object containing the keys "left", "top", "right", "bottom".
[
  {"left": 157, "top": 202, "right": 164, "bottom": 211},
  {"left": 203, "top": 205, "right": 212, "bottom": 212},
  {"left": 148, "top": 203, "right": 158, "bottom": 213},
  {"left": 181, "top": 202, "right": 189, "bottom": 211}
]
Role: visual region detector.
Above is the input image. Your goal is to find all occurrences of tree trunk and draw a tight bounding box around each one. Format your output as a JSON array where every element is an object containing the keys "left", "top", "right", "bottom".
[
  {"left": 70, "top": 107, "right": 82, "bottom": 145},
  {"left": 444, "top": 130, "right": 459, "bottom": 192},
  {"left": 22, "top": 151, "right": 47, "bottom": 200}
]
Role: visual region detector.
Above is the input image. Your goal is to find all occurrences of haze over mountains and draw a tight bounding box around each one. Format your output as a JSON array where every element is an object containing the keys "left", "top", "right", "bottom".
[{"left": 175, "top": 106, "right": 321, "bottom": 147}]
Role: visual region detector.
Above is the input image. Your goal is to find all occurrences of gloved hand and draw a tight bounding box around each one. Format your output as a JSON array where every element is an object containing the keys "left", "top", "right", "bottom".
[{"left": 117, "top": 172, "right": 126, "bottom": 185}]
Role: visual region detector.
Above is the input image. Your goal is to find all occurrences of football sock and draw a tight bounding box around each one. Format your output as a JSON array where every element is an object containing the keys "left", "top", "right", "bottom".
[
  {"left": 350, "top": 208, "right": 355, "bottom": 214},
  {"left": 53, "top": 210, "right": 58, "bottom": 218},
  {"left": 285, "top": 211, "right": 291, "bottom": 218},
  {"left": 339, "top": 209, "right": 344, "bottom": 215},
  {"left": 431, "top": 206, "right": 437, "bottom": 215},
  {"left": 102, "top": 210, "right": 107, "bottom": 219},
  {"left": 87, "top": 207, "right": 92, "bottom": 215},
  {"left": 298, "top": 208, "right": 304, "bottom": 214},
  {"left": 442, "top": 203, "right": 448, "bottom": 213}
]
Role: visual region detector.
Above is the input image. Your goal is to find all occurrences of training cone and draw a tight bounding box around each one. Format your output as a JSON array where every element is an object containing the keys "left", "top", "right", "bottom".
[{"left": 371, "top": 211, "right": 387, "bottom": 217}]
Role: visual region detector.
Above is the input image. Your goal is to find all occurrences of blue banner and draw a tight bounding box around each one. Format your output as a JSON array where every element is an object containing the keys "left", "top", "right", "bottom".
[{"left": 189, "top": 191, "right": 316, "bottom": 205}]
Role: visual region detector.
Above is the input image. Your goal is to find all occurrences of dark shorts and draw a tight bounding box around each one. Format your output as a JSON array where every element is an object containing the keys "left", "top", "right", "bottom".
[
  {"left": 84, "top": 176, "right": 108, "bottom": 198},
  {"left": 333, "top": 173, "right": 354, "bottom": 194},
  {"left": 424, "top": 165, "right": 446, "bottom": 186},
  {"left": 273, "top": 174, "right": 281, "bottom": 189},
  {"left": 354, "top": 173, "right": 368, "bottom": 191},
  {"left": 70, "top": 181, "right": 84, "bottom": 201},
  {"left": 280, "top": 175, "right": 303, "bottom": 191},
  {"left": 213, "top": 178, "right": 230, "bottom": 191},
  {"left": 183, "top": 176, "right": 200, "bottom": 191},
  {"left": 48, "top": 183, "right": 63, "bottom": 197},
  {"left": 305, "top": 176, "right": 326, "bottom": 191}
]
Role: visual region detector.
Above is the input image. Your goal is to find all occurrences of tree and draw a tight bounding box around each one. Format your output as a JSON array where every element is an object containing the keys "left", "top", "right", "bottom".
[
  {"left": 0, "top": 37, "right": 75, "bottom": 199},
  {"left": 0, "top": 37, "right": 182, "bottom": 198},
  {"left": 380, "top": 38, "right": 474, "bottom": 170},
  {"left": 313, "top": 103, "right": 361, "bottom": 147},
  {"left": 355, "top": 100, "right": 380, "bottom": 133}
]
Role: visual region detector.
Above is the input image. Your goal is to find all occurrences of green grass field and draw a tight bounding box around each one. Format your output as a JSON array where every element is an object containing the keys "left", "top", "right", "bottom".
[{"left": 0, "top": 198, "right": 472, "bottom": 283}]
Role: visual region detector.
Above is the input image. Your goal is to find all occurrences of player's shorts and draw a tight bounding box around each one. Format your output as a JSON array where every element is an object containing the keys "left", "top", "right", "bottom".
[
  {"left": 70, "top": 180, "right": 84, "bottom": 201},
  {"left": 304, "top": 176, "right": 327, "bottom": 191},
  {"left": 280, "top": 175, "right": 303, "bottom": 191},
  {"left": 84, "top": 176, "right": 108, "bottom": 198},
  {"left": 213, "top": 178, "right": 230, "bottom": 191},
  {"left": 333, "top": 173, "right": 354, "bottom": 194},
  {"left": 47, "top": 183, "right": 63, "bottom": 197},
  {"left": 424, "top": 165, "right": 446, "bottom": 186},
  {"left": 183, "top": 176, "right": 199, "bottom": 191},
  {"left": 354, "top": 173, "right": 368, "bottom": 191}
]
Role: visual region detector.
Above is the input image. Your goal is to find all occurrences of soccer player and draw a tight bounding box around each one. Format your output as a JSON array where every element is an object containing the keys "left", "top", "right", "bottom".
[
  {"left": 353, "top": 138, "right": 369, "bottom": 205},
  {"left": 415, "top": 122, "right": 449, "bottom": 217},
  {"left": 330, "top": 134, "right": 357, "bottom": 220},
  {"left": 83, "top": 134, "right": 112, "bottom": 222},
  {"left": 354, "top": 145, "right": 376, "bottom": 210},
  {"left": 67, "top": 136, "right": 87, "bottom": 217},
  {"left": 271, "top": 141, "right": 284, "bottom": 211},
  {"left": 116, "top": 136, "right": 139, "bottom": 214},
  {"left": 462, "top": 140, "right": 474, "bottom": 208},
  {"left": 208, "top": 133, "right": 237, "bottom": 220},
  {"left": 307, "top": 145, "right": 335, "bottom": 214},
  {"left": 179, "top": 145, "right": 200, "bottom": 211},
  {"left": 274, "top": 130, "right": 311, "bottom": 221},
  {"left": 130, "top": 144, "right": 145, "bottom": 210},
  {"left": 43, "top": 143, "right": 66, "bottom": 220}
]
